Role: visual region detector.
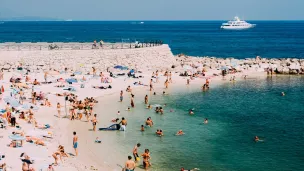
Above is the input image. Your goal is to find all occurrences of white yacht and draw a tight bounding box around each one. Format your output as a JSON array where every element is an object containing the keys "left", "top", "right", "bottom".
[{"left": 221, "top": 16, "right": 255, "bottom": 30}]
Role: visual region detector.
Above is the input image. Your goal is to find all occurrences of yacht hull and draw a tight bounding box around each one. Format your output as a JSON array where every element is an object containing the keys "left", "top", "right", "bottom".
[{"left": 221, "top": 25, "right": 256, "bottom": 30}]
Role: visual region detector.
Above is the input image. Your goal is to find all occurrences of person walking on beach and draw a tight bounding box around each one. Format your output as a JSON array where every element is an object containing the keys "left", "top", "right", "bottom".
[
  {"left": 73, "top": 131, "right": 78, "bottom": 156},
  {"left": 133, "top": 143, "right": 141, "bottom": 162},
  {"left": 91, "top": 114, "right": 98, "bottom": 131},
  {"left": 92, "top": 67, "right": 96, "bottom": 76},
  {"left": 125, "top": 156, "right": 136, "bottom": 171},
  {"left": 44, "top": 72, "right": 48, "bottom": 83},
  {"left": 144, "top": 95, "right": 148, "bottom": 104},
  {"left": 120, "top": 90, "right": 123, "bottom": 102}
]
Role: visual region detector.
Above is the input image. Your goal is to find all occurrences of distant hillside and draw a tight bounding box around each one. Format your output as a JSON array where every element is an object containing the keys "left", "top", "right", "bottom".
[{"left": 0, "top": 16, "right": 63, "bottom": 21}]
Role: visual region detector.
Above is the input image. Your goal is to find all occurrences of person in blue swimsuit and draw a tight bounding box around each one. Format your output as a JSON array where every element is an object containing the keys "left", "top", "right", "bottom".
[{"left": 73, "top": 131, "right": 78, "bottom": 156}]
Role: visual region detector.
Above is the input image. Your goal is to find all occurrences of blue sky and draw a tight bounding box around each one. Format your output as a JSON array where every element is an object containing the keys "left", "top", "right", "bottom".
[{"left": 0, "top": 0, "right": 303, "bottom": 20}]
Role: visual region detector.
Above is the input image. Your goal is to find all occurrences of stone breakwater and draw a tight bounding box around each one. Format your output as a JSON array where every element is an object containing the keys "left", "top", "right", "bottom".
[
  {"left": 0, "top": 42, "right": 160, "bottom": 51},
  {"left": 175, "top": 55, "right": 304, "bottom": 74},
  {"left": 0, "top": 43, "right": 303, "bottom": 75},
  {"left": 0, "top": 44, "right": 175, "bottom": 72}
]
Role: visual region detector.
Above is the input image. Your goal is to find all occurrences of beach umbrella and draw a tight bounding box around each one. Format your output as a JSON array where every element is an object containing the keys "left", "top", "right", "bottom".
[
  {"left": 114, "top": 65, "right": 123, "bottom": 69},
  {"left": 3, "top": 96, "right": 20, "bottom": 107},
  {"left": 65, "top": 78, "right": 77, "bottom": 83},
  {"left": 20, "top": 104, "right": 39, "bottom": 110},
  {"left": 9, "top": 134, "right": 26, "bottom": 141}
]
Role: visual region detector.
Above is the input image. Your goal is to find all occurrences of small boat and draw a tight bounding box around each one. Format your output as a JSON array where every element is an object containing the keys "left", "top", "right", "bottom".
[
  {"left": 221, "top": 16, "right": 255, "bottom": 30},
  {"left": 140, "top": 22, "right": 144, "bottom": 24}
]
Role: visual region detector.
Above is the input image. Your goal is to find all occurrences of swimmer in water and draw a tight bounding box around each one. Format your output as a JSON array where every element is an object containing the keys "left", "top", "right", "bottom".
[
  {"left": 156, "top": 129, "right": 164, "bottom": 137},
  {"left": 204, "top": 118, "right": 208, "bottom": 124},
  {"left": 153, "top": 92, "right": 156, "bottom": 95},
  {"left": 163, "top": 91, "right": 169, "bottom": 95},
  {"left": 126, "top": 107, "right": 131, "bottom": 111},
  {"left": 176, "top": 130, "right": 185, "bottom": 136},
  {"left": 117, "top": 111, "right": 121, "bottom": 115},
  {"left": 141, "top": 125, "right": 145, "bottom": 131},
  {"left": 254, "top": 136, "right": 259, "bottom": 142},
  {"left": 159, "top": 107, "right": 164, "bottom": 114},
  {"left": 189, "top": 109, "right": 194, "bottom": 115},
  {"left": 146, "top": 104, "right": 152, "bottom": 109},
  {"left": 281, "top": 92, "right": 285, "bottom": 96},
  {"left": 155, "top": 107, "right": 159, "bottom": 113}
]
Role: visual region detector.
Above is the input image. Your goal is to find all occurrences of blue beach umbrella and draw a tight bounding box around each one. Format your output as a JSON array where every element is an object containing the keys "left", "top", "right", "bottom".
[
  {"left": 65, "top": 78, "right": 77, "bottom": 83},
  {"left": 9, "top": 134, "right": 26, "bottom": 141},
  {"left": 3, "top": 96, "right": 20, "bottom": 107},
  {"left": 114, "top": 65, "right": 123, "bottom": 69}
]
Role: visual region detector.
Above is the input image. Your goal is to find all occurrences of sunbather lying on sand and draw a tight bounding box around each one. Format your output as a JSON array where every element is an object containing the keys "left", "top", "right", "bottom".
[
  {"left": 34, "top": 121, "right": 52, "bottom": 129},
  {"left": 55, "top": 84, "right": 65, "bottom": 88},
  {"left": 25, "top": 136, "right": 46, "bottom": 146},
  {"left": 92, "top": 85, "right": 112, "bottom": 89}
]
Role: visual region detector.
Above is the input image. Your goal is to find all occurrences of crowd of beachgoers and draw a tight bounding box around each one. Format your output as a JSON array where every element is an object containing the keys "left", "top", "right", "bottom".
[{"left": 0, "top": 44, "right": 303, "bottom": 171}]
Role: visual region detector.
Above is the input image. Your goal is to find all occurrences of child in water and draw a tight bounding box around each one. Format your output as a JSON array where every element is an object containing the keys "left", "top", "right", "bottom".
[
  {"left": 204, "top": 118, "right": 208, "bottom": 124},
  {"left": 141, "top": 125, "right": 145, "bottom": 132}
]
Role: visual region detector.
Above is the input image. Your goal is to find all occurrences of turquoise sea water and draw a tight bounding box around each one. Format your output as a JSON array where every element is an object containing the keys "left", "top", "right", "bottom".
[{"left": 97, "top": 76, "right": 304, "bottom": 171}]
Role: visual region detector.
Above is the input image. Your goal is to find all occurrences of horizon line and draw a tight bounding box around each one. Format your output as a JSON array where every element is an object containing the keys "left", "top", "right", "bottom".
[{"left": 1, "top": 19, "right": 304, "bottom": 22}]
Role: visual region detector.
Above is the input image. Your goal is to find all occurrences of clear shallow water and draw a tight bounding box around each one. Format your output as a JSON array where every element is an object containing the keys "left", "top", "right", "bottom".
[
  {"left": 1, "top": 21, "right": 304, "bottom": 58},
  {"left": 95, "top": 76, "right": 304, "bottom": 171}
]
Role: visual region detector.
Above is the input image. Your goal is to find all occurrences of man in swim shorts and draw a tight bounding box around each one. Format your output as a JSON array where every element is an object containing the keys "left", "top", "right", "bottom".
[
  {"left": 73, "top": 131, "right": 78, "bottom": 156},
  {"left": 125, "top": 156, "right": 136, "bottom": 171}
]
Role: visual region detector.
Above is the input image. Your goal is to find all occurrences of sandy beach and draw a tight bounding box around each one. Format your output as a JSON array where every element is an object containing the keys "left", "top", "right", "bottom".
[{"left": 0, "top": 43, "right": 303, "bottom": 171}]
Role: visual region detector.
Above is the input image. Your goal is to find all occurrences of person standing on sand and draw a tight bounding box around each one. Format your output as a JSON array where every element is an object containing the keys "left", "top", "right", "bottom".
[
  {"left": 44, "top": 72, "right": 48, "bottom": 83},
  {"left": 156, "top": 70, "right": 159, "bottom": 83},
  {"left": 73, "top": 131, "right": 78, "bottom": 156},
  {"left": 144, "top": 95, "right": 148, "bottom": 104},
  {"left": 92, "top": 67, "right": 96, "bottom": 76},
  {"left": 120, "top": 90, "right": 124, "bottom": 102},
  {"left": 91, "top": 114, "right": 98, "bottom": 131},
  {"left": 131, "top": 94, "right": 135, "bottom": 108},
  {"left": 133, "top": 143, "right": 141, "bottom": 162},
  {"left": 125, "top": 156, "right": 136, "bottom": 171}
]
